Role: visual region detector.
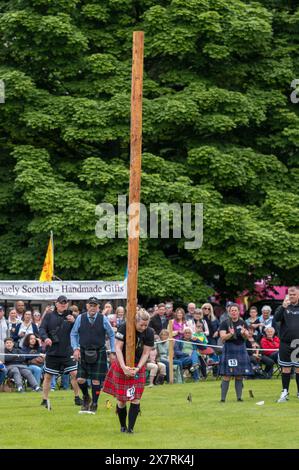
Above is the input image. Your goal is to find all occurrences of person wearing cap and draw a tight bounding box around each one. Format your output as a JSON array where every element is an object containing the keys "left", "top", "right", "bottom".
[
  {"left": 71, "top": 297, "right": 115, "bottom": 414},
  {"left": 39, "top": 295, "right": 82, "bottom": 410}
]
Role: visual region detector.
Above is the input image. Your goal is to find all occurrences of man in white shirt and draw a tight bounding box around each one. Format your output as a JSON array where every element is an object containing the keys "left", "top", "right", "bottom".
[{"left": 0, "top": 306, "right": 8, "bottom": 359}]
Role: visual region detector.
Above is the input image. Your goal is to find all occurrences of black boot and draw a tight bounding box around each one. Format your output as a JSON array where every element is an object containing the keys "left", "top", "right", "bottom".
[
  {"left": 128, "top": 403, "right": 140, "bottom": 433},
  {"left": 116, "top": 405, "right": 127, "bottom": 432}
]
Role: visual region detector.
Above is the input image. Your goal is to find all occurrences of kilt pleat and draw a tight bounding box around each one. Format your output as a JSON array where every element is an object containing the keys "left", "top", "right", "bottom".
[
  {"left": 102, "top": 360, "right": 146, "bottom": 402},
  {"left": 219, "top": 342, "right": 253, "bottom": 376}
]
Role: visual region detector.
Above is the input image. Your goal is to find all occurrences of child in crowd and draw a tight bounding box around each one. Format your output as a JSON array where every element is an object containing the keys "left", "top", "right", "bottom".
[
  {"left": 146, "top": 346, "right": 166, "bottom": 387},
  {"left": 192, "top": 322, "right": 219, "bottom": 364}
]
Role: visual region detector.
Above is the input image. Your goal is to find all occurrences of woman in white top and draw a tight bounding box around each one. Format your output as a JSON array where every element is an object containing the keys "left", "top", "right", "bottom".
[
  {"left": 7, "top": 308, "right": 21, "bottom": 339},
  {"left": 186, "top": 308, "right": 204, "bottom": 333},
  {"left": 14, "top": 310, "right": 39, "bottom": 348},
  {"left": 0, "top": 307, "right": 8, "bottom": 356}
]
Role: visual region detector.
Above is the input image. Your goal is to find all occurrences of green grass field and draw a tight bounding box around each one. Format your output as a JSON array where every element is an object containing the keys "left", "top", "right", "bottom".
[{"left": 1, "top": 379, "right": 298, "bottom": 449}]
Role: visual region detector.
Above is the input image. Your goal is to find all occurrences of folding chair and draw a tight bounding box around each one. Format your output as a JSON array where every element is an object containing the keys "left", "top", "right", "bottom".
[
  {"left": 198, "top": 347, "right": 219, "bottom": 379},
  {"left": 272, "top": 364, "right": 282, "bottom": 378}
]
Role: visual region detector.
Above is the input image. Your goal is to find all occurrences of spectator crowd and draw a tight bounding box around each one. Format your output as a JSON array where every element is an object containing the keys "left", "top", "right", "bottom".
[{"left": 0, "top": 297, "right": 283, "bottom": 395}]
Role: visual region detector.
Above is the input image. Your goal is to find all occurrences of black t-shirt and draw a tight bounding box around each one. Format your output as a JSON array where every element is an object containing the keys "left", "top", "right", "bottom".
[
  {"left": 115, "top": 322, "right": 155, "bottom": 363},
  {"left": 39, "top": 310, "right": 74, "bottom": 357},
  {"left": 274, "top": 303, "right": 299, "bottom": 343},
  {"left": 219, "top": 318, "right": 247, "bottom": 345}
]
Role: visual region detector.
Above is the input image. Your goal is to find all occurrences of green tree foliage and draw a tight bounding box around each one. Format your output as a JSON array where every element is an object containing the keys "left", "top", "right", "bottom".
[{"left": 0, "top": 0, "right": 298, "bottom": 302}]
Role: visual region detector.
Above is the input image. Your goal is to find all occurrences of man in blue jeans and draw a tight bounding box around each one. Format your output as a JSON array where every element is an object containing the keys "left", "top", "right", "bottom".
[
  {"left": 4, "top": 338, "right": 40, "bottom": 392},
  {"left": 174, "top": 328, "right": 201, "bottom": 381},
  {"left": 0, "top": 361, "right": 7, "bottom": 385}
]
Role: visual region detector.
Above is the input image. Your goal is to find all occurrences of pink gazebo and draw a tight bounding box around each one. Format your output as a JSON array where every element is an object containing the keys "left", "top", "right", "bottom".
[{"left": 235, "top": 281, "right": 288, "bottom": 316}]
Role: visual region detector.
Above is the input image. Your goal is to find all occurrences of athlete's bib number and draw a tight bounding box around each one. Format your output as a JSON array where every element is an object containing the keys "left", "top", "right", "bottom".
[
  {"left": 228, "top": 359, "right": 238, "bottom": 367},
  {"left": 126, "top": 386, "right": 135, "bottom": 400}
]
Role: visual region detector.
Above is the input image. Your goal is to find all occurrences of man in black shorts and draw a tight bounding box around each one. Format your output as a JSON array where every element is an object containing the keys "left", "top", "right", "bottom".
[
  {"left": 274, "top": 286, "right": 299, "bottom": 402},
  {"left": 39, "top": 295, "right": 82, "bottom": 409}
]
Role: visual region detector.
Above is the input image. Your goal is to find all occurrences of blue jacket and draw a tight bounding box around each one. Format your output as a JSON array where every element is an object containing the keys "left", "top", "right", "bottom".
[
  {"left": 174, "top": 339, "right": 197, "bottom": 358},
  {"left": 13, "top": 323, "right": 39, "bottom": 343}
]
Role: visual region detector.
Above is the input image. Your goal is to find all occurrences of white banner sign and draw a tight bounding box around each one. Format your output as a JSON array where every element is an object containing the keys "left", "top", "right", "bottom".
[{"left": 0, "top": 280, "right": 127, "bottom": 301}]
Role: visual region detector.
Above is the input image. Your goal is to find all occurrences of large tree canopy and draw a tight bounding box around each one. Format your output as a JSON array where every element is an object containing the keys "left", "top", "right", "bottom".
[{"left": 0, "top": 0, "right": 298, "bottom": 303}]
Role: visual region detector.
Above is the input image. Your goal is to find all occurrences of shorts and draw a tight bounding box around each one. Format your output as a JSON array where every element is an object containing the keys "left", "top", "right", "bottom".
[
  {"left": 44, "top": 355, "right": 78, "bottom": 375},
  {"left": 278, "top": 341, "right": 299, "bottom": 367}
]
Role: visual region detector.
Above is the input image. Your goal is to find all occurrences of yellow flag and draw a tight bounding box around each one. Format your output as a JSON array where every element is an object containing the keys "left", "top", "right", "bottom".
[{"left": 39, "top": 235, "right": 54, "bottom": 282}]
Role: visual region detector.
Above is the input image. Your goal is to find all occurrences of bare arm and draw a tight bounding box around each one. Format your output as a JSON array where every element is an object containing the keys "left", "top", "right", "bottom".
[
  {"left": 115, "top": 339, "right": 135, "bottom": 377},
  {"left": 240, "top": 326, "right": 249, "bottom": 339},
  {"left": 136, "top": 345, "right": 152, "bottom": 371},
  {"left": 115, "top": 339, "right": 126, "bottom": 369}
]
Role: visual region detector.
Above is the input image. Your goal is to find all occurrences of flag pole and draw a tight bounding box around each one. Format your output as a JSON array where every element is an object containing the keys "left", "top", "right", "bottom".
[
  {"left": 126, "top": 31, "right": 144, "bottom": 367},
  {"left": 50, "top": 230, "right": 54, "bottom": 281}
]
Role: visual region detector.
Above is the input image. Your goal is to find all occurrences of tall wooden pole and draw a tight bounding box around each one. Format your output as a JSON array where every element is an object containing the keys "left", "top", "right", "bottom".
[{"left": 126, "top": 31, "right": 144, "bottom": 367}]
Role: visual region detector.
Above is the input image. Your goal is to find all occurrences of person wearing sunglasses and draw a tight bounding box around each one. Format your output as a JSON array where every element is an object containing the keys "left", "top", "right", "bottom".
[
  {"left": 39, "top": 295, "right": 82, "bottom": 410},
  {"left": 201, "top": 303, "right": 219, "bottom": 345}
]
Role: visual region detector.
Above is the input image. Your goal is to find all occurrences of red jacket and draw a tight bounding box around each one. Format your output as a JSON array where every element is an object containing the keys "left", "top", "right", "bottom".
[{"left": 260, "top": 336, "right": 280, "bottom": 356}]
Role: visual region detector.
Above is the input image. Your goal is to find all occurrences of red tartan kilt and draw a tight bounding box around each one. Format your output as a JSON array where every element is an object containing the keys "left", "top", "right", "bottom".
[{"left": 102, "top": 360, "right": 146, "bottom": 402}]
